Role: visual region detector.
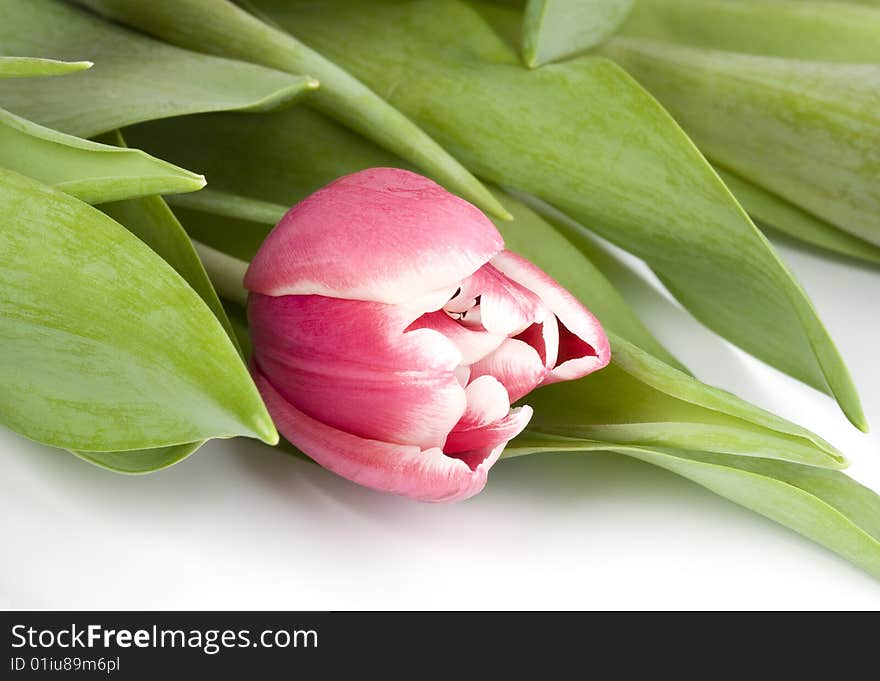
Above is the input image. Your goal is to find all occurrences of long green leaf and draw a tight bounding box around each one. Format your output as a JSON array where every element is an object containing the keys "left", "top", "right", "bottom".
[
  {"left": 71, "top": 0, "right": 509, "bottom": 220},
  {"left": 0, "top": 55, "right": 92, "bottom": 77},
  {"left": 526, "top": 335, "right": 846, "bottom": 468},
  {"left": 503, "top": 435, "right": 880, "bottom": 580},
  {"left": 250, "top": 0, "right": 865, "bottom": 429},
  {"left": 716, "top": 166, "right": 880, "bottom": 267},
  {"left": 0, "top": 168, "right": 277, "bottom": 453},
  {"left": 601, "top": 38, "right": 880, "bottom": 249},
  {"left": 523, "top": 0, "right": 634, "bottom": 67},
  {"left": 0, "top": 0, "right": 316, "bottom": 139},
  {"left": 0, "top": 108, "right": 204, "bottom": 203},
  {"left": 619, "top": 0, "right": 880, "bottom": 63}
]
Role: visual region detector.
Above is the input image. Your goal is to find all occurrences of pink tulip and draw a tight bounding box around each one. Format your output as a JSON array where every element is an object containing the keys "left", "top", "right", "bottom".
[{"left": 246, "top": 168, "right": 610, "bottom": 502}]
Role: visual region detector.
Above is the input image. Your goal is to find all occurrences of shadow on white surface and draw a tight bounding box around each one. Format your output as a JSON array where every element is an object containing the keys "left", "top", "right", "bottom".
[{"left": 2, "top": 238, "right": 880, "bottom": 609}]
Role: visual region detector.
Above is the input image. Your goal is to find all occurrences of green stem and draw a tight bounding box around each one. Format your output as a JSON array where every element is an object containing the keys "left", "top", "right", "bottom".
[{"left": 192, "top": 240, "right": 249, "bottom": 307}]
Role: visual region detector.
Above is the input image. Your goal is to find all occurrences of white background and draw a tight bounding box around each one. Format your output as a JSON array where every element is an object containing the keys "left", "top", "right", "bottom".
[{"left": 3, "top": 236, "right": 880, "bottom": 610}]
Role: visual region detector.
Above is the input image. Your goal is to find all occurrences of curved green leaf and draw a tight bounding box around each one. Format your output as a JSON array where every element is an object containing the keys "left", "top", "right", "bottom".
[
  {"left": 73, "top": 0, "right": 509, "bottom": 220},
  {"left": 601, "top": 38, "right": 880, "bottom": 249},
  {"left": 253, "top": 0, "right": 864, "bottom": 429},
  {"left": 73, "top": 442, "right": 203, "bottom": 474},
  {"left": 0, "top": 108, "right": 204, "bottom": 203},
  {"left": 525, "top": 336, "right": 846, "bottom": 468},
  {"left": 0, "top": 0, "right": 317, "bottom": 139},
  {"left": 619, "top": 0, "right": 880, "bottom": 63},
  {"left": 523, "top": 0, "right": 634, "bottom": 67},
  {"left": 0, "top": 56, "right": 92, "bottom": 77},
  {"left": 503, "top": 436, "right": 880, "bottom": 580},
  {"left": 0, "top": 168, "right": 277, "bottom": 452},
  {"left": 716, "top": 166, "right": 880, "bottom": 267}
]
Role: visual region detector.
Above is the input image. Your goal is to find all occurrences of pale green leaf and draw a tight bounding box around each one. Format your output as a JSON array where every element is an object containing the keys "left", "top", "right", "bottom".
[
  {"left": 252, "top": 0, "right": 864, "bottom": 429},
  {"left": 72, "top": 0, "right": 509, "bottom": 220},
  {"left": 0, "top": 107, "right": 204, "bottom": 204},
  {"left": 0, "top": 55, "right": 92, "bottom": 77},
  {"left": 716, "top": 166, "right": 880, "bottom": 267},
  {"left": 619, "top": 0, "right": 880, "bottom": 63},
  {"left": 0, "top": 0, "right": 317, "bottom": 139},
  {"left": 73, "top": 442, "right": 203, "bottom": 475},
  {"left": 523, "top": 0, "right": 634, "bottom": 67},
  {"left": 503, "top": 436, "right": 880, "bottom": 580},
  {"left": 0, "top": 168, "right": 277, "bottom": 453},
  {"left": 601, "top": 38, "right": 880, "bottom": 249}
]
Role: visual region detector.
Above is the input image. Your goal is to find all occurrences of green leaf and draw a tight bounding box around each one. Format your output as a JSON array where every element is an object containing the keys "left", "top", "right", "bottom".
[
  {"left": 503, "top": 436, "right": 880, "bottom": 580},
  {"left": 523, "top": 0, "right": 635, "bottom": 67},
  {"left": 126, "top": 105, "right": 677, "bottom": 366},
  {"left": 0, "top": 168, "right": 277, "bottom": 453},
  {"left": 619, "top": 0, "right": 880, "bottom": 63},
  {"left": 72, "top": 0, "right": 509, "bottom": 220},
  {"left": 524, "top": 336, "right": 846, "bottom": 469},
  {"left": 252, "top": 0, "right": 865, "bottom": 429},
  {"left": 70, "top": 133, "right": 247, "bottom": 473},
  {"left": 0, "top": 56, "right": 92, "bottom": 77},
  {"left": 169, "top": 189, "right": 287, "bottom": 227},
  {"left": 716, "top": 166, "right": 880, "bottom": 267},
  {"left": 73, "top": 442, "right": 203, "bottom": 475},
  {"left": 95, "top": 130, "right": 240, "bottom": 352},
  {"left": 0, "top": 107, "right": 204, "bottom": 204},
  {"left": 0, "top": 0, "right": 317, "bottom": 139},
  {"left": 600, "top": 38, "right": 880, "bottom": 249}
]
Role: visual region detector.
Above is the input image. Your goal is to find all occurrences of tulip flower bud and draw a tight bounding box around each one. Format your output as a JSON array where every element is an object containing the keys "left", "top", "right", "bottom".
[{"left": 246, "top": 168, "right": 610, "bottom": 502}]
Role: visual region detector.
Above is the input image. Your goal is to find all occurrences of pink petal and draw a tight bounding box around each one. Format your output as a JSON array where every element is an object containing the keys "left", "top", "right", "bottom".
[
  {"left": 490, "top": 250, "right": 611, "bottom": 383},
  {"left": 245, "top": 168, "right": 504, "bottom": 304},
  {"left": 249, "top": 293, "right": 466, "bottom": 449},
  {"left": 254, "top": 367, "right": 497, "bottom": 503},
  {"left": 469, "top": 338, "right": 549, "bottom": 403},
  {"left": 408, "top": 311, "right": 505, "bottom": 364},
  {"left": 445, "top": 405, "right": 533, "bottom": 454},
  {"left": 513, "top": 315, "right": 559, "bottom": 370},
  {"left": 453, "top": 263, "right": 545, "bottom": 337},
  {"left": 248, "top": 293, "right": 461, "bottom": 373},
  {"left": 457, "top": 375, "right": 511, "bottom": 429},
  {"left": 451, "top": 443, "right": 507, "bottom": 475}
]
